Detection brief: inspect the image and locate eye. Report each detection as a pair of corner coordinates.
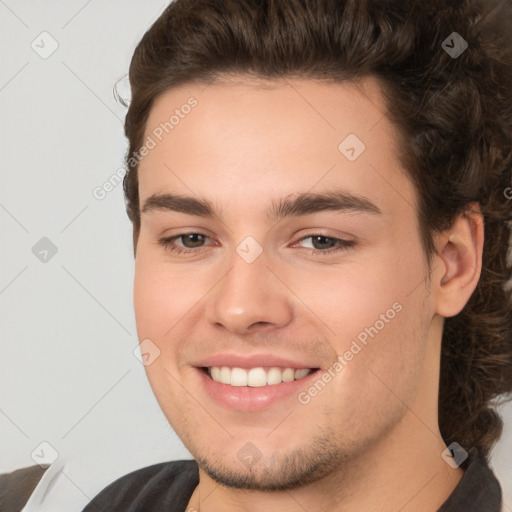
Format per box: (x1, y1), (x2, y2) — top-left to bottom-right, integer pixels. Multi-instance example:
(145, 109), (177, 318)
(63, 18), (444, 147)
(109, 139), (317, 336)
(158, 233), (354, 256)
(158, 233), (214, 254)
(293, 235), (354, 255)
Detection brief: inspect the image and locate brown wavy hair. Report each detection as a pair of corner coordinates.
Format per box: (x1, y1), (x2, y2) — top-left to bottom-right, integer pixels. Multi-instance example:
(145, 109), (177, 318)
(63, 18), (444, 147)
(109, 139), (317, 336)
(121, 0), (512, 461)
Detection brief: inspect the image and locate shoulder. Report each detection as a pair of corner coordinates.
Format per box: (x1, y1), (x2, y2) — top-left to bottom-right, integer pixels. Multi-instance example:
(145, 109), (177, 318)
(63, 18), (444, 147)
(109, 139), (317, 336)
(82, 459), (199, 512)
(438, 448), (502, 512)
(0, 465), (48, 511)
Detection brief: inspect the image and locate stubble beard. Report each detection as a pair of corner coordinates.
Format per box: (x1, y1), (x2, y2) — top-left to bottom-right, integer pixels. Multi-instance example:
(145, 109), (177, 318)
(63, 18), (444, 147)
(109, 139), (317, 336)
(192, 429), (366, 492)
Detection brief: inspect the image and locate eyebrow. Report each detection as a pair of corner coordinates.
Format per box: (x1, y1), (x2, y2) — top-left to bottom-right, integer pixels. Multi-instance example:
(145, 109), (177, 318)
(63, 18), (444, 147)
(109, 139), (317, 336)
(141, 188), (382, 221)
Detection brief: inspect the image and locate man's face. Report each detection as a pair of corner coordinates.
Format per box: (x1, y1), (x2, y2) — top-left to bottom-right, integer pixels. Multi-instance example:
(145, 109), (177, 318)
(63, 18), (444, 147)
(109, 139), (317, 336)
(133, 77), (436, 489)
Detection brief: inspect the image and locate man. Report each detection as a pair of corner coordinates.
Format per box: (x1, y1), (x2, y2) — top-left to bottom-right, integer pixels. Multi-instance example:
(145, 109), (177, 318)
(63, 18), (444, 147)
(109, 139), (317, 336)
(83, 0), (512, 510)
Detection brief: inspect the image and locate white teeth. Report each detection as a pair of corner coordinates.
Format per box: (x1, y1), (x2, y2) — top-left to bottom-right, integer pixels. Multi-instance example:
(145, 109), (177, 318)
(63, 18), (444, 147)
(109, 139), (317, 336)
(207, 366), (314, 387)
(220, 366), (231, 384)
(230, 367), (248, 386)
(211, 367), (221, 381)
(267, 367), (282, 385)
(294, 368), (310, 379)
(282, 368), (295, 382)
(247, 368), (267, 387)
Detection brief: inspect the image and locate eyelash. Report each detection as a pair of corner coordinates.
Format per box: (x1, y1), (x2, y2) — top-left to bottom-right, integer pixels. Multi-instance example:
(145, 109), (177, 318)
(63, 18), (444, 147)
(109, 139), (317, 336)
(157, 233), (355, 256)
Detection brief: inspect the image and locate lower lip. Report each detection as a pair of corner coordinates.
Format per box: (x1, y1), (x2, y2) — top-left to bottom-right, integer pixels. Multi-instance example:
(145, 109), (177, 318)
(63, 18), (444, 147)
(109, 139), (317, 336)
(196, 368), (321, 412)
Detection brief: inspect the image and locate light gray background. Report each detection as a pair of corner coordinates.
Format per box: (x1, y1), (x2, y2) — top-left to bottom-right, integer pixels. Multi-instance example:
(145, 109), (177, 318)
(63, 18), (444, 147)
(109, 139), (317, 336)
(0, 0), (510, 509)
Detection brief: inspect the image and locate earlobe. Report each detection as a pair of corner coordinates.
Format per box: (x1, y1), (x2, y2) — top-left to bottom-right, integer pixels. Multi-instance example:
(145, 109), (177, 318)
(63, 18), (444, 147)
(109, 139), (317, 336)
(434, 205), (484, 318)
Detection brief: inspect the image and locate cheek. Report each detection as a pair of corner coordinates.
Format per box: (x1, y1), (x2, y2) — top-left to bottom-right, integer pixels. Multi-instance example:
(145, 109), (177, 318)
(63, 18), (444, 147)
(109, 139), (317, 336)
(294, 297), (428, 446)
(133, 264), (168, 339)
(288, 261), (413, 345)
(321, 240), (425, 338)
(291, 242), (428, 391)
(133, 256), (201, 422)
(320, 282), (428, 419)
(133, 254), (201, 339)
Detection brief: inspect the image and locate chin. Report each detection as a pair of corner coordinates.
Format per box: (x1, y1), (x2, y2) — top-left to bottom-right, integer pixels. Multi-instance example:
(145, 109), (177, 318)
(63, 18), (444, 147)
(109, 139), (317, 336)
(191, 431), (353, 491)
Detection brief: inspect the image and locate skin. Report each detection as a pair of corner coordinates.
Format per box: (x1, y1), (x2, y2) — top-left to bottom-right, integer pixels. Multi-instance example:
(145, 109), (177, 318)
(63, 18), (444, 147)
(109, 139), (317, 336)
(133, 76), (483, 512)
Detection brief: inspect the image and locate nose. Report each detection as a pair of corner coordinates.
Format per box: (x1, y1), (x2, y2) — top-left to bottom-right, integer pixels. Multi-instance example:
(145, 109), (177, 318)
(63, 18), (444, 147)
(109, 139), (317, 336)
(204, 249), (294, 335)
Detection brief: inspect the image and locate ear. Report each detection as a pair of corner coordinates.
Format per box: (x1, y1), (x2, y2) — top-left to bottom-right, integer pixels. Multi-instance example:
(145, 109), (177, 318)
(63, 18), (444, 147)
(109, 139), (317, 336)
(433, 203), (484, 318)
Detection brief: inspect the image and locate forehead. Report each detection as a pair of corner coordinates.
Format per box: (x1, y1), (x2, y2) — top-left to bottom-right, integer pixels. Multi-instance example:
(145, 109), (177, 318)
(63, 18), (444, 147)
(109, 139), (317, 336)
(138, 76), (417, 221)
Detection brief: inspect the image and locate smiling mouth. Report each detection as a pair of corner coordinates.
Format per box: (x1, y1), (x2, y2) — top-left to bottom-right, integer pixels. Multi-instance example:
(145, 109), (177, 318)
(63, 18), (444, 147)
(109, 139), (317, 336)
(203, 366), (320, 387)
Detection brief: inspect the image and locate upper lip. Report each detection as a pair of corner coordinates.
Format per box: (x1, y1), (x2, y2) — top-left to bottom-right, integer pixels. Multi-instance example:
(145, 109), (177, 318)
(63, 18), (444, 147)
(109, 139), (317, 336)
(194, 353), (322, 370)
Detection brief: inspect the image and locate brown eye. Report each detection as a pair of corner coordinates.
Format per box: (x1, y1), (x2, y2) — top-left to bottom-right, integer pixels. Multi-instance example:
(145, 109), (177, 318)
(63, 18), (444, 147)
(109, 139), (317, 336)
(158, 233), (213, 254)
(293, 235), (355, 255)
(310, 235), (338, 250)
(180, 233), (207, 248)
